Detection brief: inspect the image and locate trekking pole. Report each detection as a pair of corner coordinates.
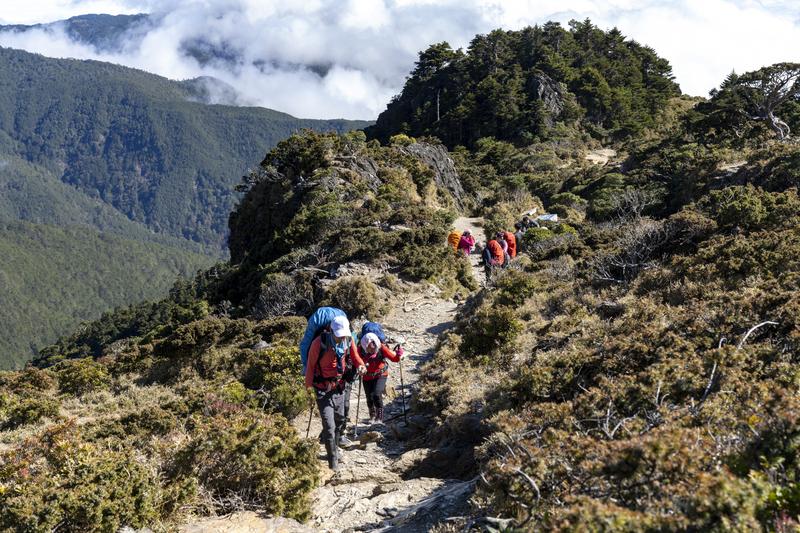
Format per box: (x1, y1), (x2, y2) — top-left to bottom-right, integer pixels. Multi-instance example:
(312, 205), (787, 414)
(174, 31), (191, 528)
(354, 376), (362, 439)
(305, 396), (314, 439)
(396, 343), (408, 425)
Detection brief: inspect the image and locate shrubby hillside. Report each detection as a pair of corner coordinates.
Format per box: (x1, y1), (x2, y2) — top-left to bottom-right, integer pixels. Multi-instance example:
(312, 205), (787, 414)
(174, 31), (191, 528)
(413, 61), (800, 529)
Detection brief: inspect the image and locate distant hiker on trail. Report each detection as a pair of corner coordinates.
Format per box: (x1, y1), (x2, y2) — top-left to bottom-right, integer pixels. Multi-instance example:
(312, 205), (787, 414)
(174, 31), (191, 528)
(514, 222), (525, 251)
(447, 229), (462, 251)
(503, 230), (517, 259)
(305, 316), (366, 471)
(358, 332), (404, 424)
(457, 229), (475, 255)
(496, 232), (511, 266)
(483, 238), (505, 276)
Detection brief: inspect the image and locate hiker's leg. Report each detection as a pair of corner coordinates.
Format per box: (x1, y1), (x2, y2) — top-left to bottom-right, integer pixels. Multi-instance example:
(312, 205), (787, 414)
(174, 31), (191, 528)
(363, 379), (377, 420)
(316, 390), (338, 469)
(373, 376), (387, 421)
(332, 388), (346, 450)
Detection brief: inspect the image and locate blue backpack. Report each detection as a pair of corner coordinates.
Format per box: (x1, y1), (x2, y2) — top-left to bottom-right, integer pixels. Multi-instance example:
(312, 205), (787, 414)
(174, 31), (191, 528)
(299, 307), (346, 373)
(360, 322), (387, 344)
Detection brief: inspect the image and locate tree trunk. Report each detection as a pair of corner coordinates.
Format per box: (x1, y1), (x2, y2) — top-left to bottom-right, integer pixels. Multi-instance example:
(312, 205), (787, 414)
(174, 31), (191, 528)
(767, 111), (791, 139)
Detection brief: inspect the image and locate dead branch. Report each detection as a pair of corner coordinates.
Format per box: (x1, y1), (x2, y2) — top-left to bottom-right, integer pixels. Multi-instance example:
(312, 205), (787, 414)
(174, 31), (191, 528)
(737, 321), (778, 349)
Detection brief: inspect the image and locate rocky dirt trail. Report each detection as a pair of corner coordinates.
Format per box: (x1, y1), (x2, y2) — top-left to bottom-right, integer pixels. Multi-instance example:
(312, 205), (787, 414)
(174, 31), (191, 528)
(453, 216), (487, 287)
(305, 216), (486, 532)
(183, 217), (484, 533)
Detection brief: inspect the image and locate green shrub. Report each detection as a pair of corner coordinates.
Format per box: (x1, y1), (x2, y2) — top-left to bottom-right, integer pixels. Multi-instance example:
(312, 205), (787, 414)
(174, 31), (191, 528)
(461, 306), (523, 359)
(494, 269), (539, 306)
(704, 185), (800, 231)
(170, 412), (318, 520)
(389, 133), (416, 146)
(1, 395), (59, 429)
(54, 359), (111, 395)
(241, 341), (306, 418)
(322, 276), (384, 319)
(0, 423), (163, 532)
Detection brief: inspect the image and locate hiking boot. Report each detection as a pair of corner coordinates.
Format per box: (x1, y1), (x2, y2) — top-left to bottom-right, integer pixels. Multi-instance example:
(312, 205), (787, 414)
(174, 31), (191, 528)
(374, 407), (385, 425)
(339, 435), (354, 447)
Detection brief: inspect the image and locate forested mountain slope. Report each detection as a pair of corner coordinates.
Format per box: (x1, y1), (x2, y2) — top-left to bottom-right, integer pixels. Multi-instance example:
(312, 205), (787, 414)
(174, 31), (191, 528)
(0, 47), (369, 249)
(0, 47), (367, 367)
(366, 20), (679, 147)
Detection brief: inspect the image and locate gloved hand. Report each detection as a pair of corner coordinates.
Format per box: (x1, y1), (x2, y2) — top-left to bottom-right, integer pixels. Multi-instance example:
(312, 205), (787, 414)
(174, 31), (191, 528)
(357, 365), (367, 376)
(396, 346), (405, 359)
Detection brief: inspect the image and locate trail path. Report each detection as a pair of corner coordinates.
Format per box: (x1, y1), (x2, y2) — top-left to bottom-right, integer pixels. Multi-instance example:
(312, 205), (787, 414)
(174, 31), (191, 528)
(302, 216), (485, 532)
(184, 217), (485, 533)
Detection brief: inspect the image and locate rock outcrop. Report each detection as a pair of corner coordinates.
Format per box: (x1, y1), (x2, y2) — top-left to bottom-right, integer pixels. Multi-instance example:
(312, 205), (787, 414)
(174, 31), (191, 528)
(401, 143), (468, 210)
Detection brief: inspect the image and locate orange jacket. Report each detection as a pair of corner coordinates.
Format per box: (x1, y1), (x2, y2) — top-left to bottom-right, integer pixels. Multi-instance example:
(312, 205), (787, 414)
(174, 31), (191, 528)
(503, 231), (517, 258)
(358, 344), (401, 380)
(305, 336), (364, 389)
(487, 240), (504, 263)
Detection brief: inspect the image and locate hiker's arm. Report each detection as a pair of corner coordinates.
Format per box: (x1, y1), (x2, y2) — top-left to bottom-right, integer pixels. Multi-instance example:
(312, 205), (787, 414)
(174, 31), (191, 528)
(349, 338), (365, 368)
(305, 338), (321, 389)
(381, 344), (401, 362)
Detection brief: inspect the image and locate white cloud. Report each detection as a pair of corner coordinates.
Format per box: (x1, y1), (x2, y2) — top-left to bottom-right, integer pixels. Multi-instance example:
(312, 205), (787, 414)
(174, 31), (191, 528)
(1, 0), (799, 119)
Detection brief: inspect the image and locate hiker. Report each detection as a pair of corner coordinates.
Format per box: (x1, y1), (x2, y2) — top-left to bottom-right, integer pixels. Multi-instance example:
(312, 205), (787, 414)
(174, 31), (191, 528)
(496, 233), (511, 266)
(358, 332), (404, 424)
(503, 229), (517, 259)
(447, 228), (462, 251)
(305, 316), (366, 471)
(457, 229), (475, 255)
(514, 222), (525, 250)
(483, 238), (505, 276)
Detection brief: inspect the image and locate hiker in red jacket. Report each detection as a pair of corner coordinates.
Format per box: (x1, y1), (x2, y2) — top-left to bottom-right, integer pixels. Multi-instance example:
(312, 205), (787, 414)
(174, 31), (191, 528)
(503, 230), (517, 258)
(483, 238), (505, 277)
(358, 332), (403, 424)
(305, 316), (365, 470)
(457, 230), (476, 255)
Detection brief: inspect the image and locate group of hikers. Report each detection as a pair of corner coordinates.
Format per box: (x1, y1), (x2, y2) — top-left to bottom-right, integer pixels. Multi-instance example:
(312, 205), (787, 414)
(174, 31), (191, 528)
(300, 308), (404, 471)
(448, 213), (543, 277)
(301, 213), (547, 472)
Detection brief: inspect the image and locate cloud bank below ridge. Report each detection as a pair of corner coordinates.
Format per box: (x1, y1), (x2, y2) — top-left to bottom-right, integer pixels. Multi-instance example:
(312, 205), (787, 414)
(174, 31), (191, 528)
(1, 0), (799, 120)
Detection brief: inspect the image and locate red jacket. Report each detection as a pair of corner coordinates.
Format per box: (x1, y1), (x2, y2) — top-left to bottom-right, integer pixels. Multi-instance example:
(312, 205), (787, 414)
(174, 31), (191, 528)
(358, 344), (401, 380)
(305, 336), (364, 389)
(487, 240), (504, 264)
(503, 231), (517, 258)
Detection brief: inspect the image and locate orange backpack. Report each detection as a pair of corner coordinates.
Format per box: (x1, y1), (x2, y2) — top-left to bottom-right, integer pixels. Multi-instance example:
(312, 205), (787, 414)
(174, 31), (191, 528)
(447, 230), (462, 251)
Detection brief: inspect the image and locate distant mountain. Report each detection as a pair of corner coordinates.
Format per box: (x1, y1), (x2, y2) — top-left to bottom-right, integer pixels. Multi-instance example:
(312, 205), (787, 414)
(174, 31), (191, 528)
(0, 13), (151, 52)
(0, 46), (370, 250)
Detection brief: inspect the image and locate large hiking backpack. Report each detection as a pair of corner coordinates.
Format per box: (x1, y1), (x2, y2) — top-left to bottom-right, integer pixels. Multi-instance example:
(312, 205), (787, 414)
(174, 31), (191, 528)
(360, 322), (387, 344)
(447, 230), (462, 251)
(299, 307), (346, 373)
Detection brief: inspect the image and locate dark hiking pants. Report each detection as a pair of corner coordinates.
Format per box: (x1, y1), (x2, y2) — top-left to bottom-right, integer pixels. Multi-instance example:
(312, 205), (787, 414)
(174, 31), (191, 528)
(364, 376), (387, 412)
(316, 387), (346, 468)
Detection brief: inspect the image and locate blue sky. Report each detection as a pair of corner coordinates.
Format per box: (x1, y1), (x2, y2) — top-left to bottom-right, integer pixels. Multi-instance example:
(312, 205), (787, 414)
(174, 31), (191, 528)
(2, 0), (799, 119)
